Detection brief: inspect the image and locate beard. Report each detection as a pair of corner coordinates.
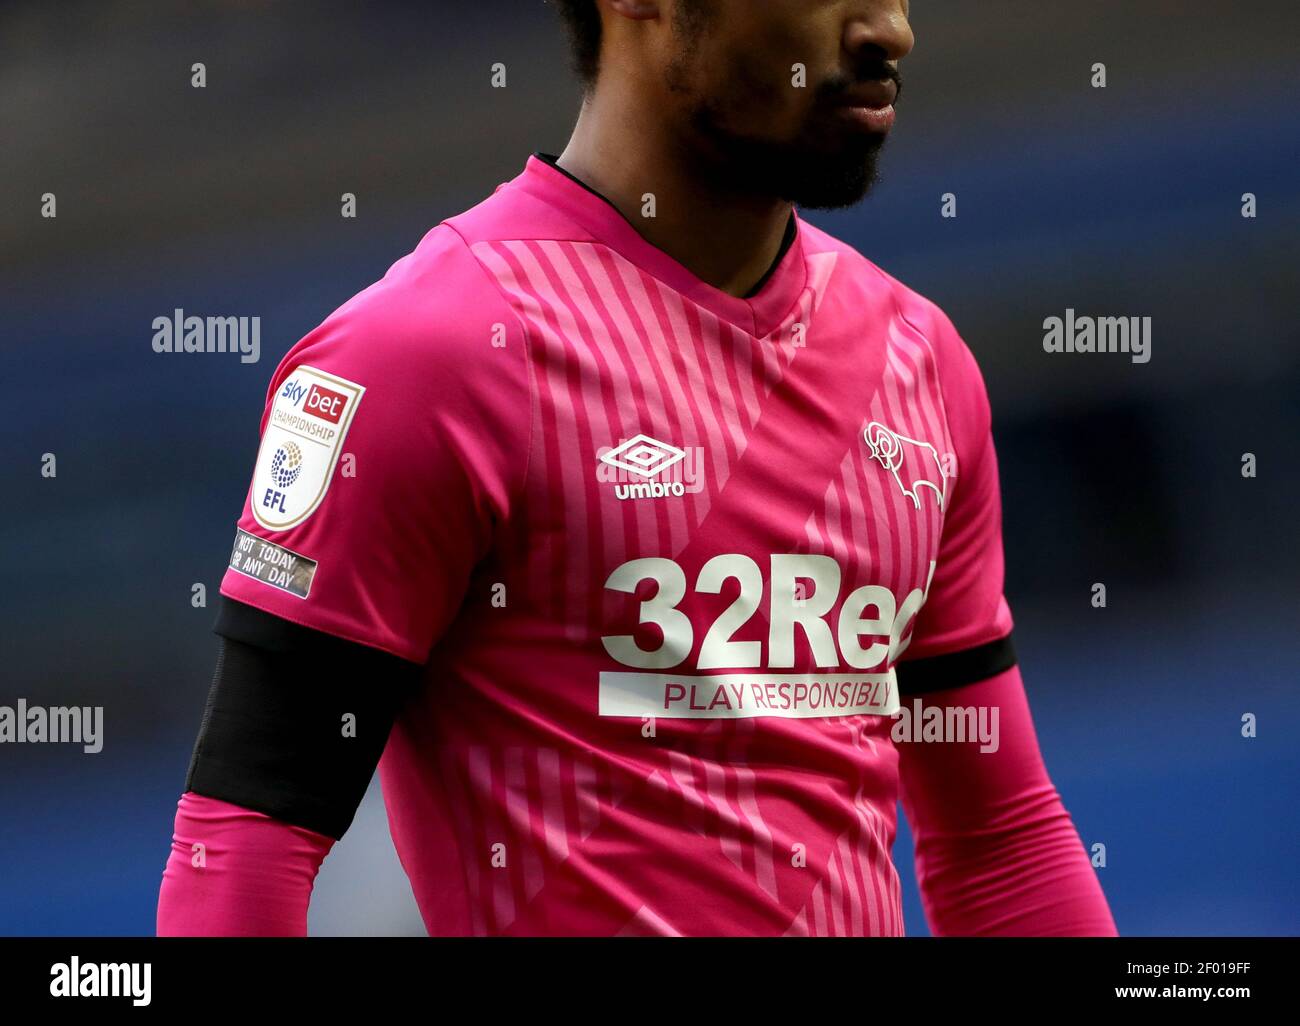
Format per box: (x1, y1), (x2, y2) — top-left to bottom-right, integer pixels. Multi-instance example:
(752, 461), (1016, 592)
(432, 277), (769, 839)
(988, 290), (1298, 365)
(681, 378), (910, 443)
(681, 101), (887, 210)
(664, 6), (896, 211)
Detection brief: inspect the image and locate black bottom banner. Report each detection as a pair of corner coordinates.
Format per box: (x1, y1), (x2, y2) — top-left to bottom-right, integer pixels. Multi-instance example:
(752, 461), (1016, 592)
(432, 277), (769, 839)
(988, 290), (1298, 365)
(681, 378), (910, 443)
(0, 936), (1287, 1015)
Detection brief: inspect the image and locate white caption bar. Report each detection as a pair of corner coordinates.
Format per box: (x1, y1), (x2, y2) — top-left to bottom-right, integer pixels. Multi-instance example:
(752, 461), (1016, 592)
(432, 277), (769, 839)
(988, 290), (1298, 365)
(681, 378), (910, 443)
(599, 670), (898, 719)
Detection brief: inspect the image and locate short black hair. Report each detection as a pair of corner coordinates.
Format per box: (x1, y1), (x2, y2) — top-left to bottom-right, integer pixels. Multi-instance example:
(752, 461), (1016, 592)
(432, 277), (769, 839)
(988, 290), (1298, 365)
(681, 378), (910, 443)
(552, 0), (602, 86)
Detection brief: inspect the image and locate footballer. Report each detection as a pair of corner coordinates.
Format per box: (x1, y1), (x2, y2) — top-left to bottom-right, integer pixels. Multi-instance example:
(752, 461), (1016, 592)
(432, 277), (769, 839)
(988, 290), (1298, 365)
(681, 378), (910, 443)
(157, 0), (1117, 936)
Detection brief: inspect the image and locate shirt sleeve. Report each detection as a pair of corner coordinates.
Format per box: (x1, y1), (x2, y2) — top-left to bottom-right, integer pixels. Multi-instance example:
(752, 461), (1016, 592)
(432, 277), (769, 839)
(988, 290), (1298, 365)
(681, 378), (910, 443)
(896, 301), (1016, 693)
(218, 225), (531, 664)
(897, 665), (1118, 936)
(156, 791), (334, 937)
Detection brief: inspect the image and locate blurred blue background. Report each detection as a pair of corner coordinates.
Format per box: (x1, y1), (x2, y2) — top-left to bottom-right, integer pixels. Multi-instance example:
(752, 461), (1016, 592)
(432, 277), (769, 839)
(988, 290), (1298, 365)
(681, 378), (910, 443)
(1, 0), (1297, 935)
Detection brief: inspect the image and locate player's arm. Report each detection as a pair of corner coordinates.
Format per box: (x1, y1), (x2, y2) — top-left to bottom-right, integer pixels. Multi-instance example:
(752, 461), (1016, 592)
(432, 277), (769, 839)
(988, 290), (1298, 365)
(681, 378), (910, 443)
(156, 227), (530, 935)
(893, 303), (1116, 937)
(895, 663), (1117, 936)
(157, 602), (422, 937)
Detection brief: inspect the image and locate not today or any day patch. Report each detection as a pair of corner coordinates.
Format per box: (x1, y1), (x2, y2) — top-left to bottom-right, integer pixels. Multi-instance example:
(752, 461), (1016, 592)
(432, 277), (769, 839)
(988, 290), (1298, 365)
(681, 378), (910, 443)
(227, 528), (318, 599)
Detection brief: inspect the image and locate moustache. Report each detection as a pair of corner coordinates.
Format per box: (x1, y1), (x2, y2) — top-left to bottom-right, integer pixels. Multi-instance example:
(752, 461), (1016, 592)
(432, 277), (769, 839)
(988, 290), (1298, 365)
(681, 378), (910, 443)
(817, 64), (903, 105)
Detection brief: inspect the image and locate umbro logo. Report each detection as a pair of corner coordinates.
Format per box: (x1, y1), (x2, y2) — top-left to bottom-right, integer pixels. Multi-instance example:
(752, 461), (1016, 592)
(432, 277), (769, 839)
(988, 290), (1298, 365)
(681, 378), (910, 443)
(601, 434), (686, 478)
(598, 433), (693, 500)
(863, 421), (948, 511)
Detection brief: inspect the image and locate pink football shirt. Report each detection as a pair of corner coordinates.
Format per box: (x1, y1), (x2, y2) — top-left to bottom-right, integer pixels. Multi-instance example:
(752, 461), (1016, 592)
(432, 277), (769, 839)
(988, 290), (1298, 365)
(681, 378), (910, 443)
(219, 155), (1014, 935)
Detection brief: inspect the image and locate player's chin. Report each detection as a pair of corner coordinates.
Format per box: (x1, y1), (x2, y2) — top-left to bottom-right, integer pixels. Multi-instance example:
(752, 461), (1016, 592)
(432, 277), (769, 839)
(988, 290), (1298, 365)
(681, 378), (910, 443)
(780, 142), (884, 210)
(818, 122), (889, 160)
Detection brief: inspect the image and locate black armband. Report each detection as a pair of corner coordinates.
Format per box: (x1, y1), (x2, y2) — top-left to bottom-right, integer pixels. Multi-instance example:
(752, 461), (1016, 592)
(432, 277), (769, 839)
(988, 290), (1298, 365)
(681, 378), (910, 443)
(183, 596), (425, 840)
(894, 634), (1018, 696)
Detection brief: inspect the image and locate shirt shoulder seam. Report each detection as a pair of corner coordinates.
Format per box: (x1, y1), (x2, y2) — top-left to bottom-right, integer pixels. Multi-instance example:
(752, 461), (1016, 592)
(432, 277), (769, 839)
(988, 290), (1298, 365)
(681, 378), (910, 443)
(438, 220), (537, 526)
(876, 270), (965, 505)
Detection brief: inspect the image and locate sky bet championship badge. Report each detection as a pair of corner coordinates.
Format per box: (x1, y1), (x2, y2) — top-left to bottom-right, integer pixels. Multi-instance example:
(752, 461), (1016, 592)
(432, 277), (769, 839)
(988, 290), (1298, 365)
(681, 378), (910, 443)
(250, 365), (364, 531)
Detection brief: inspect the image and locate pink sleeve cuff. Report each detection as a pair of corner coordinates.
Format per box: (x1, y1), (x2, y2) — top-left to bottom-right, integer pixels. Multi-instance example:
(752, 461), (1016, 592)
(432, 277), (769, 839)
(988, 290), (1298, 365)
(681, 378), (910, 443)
(156, 791), (335, 937)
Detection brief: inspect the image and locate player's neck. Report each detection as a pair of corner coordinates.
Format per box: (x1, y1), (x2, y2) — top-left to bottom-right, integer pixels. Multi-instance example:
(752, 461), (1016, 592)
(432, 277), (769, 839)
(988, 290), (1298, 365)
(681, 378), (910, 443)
(557, 94), (795, 300)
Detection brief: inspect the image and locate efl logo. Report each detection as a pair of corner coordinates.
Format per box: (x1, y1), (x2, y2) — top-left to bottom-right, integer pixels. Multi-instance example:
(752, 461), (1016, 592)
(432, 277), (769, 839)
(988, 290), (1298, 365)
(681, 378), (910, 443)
(253, 365), (365, 531)
(303, 383), (348, 423)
